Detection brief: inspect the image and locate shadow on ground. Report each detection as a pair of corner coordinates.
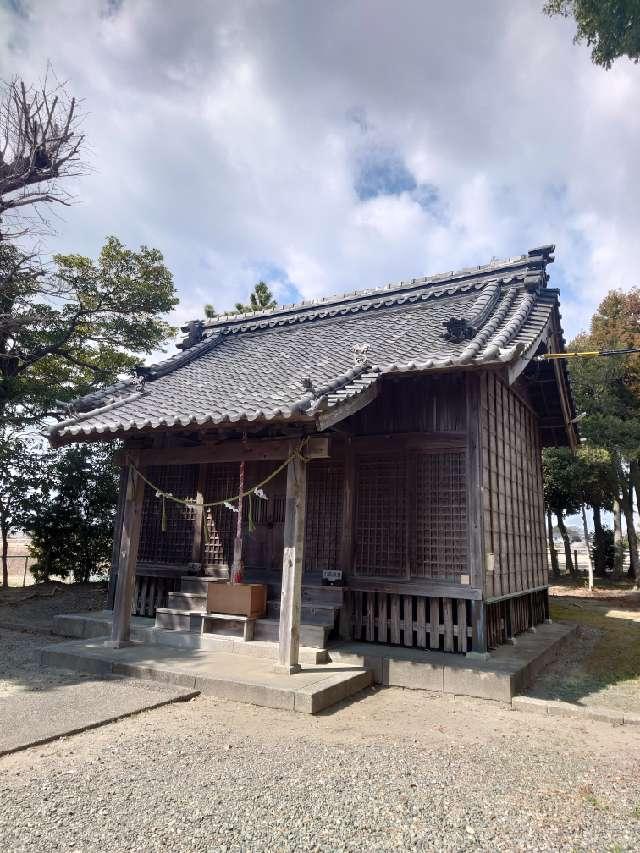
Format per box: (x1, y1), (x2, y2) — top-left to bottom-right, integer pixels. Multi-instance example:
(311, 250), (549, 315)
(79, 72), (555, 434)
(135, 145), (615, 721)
(526, 592), (640, 712)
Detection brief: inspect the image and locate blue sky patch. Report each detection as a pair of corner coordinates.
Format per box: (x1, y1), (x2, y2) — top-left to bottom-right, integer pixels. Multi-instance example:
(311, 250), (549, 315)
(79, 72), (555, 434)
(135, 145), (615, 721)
(354, 146), (417, 201)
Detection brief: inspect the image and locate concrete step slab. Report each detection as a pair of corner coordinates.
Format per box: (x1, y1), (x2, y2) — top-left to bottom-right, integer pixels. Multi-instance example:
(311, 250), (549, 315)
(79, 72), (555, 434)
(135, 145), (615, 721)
(41, 640), (372, 714)
(254, 618), (328, 648)
(51, 612), (328, 664)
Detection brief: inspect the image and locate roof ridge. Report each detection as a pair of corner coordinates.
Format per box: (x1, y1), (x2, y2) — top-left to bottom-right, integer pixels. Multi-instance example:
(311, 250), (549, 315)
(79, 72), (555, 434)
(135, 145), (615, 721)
(189, 245), (554, 333)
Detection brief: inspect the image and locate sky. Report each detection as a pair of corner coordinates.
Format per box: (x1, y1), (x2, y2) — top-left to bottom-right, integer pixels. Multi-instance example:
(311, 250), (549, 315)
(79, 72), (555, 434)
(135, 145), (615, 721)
(2, 0), (640, 347)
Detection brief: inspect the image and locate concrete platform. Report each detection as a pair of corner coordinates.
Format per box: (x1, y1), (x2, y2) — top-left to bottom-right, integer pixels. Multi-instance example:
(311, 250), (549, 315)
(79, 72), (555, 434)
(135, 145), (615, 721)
(52, 611), (328, 664)
(329, 621), (577, 702)
(41, 640), (373, 714)
(0, 676), (197, 757)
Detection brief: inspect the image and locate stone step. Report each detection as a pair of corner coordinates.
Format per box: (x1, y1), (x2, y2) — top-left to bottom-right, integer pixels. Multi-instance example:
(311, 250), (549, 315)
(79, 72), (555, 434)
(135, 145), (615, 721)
(167, 592), (207, 611)
(180, 577), (227, 595)
(266, 600), (336, 627)
(253, 618), (329, 649)
(155, 608), (197, 631)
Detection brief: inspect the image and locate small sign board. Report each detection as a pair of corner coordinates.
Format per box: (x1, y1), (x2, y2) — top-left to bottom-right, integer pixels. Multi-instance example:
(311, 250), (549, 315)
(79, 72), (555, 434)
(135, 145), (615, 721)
(322, 569), (343, 585)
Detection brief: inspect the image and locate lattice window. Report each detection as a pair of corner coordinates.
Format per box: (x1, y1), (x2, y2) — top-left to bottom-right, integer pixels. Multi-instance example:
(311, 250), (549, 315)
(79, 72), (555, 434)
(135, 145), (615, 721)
(355, 454), (407, 577)
(202, 462), (239, 567)
(138, 465), (198, 564)
(305, 460), (344, 572)
(414, 452), (467, 581)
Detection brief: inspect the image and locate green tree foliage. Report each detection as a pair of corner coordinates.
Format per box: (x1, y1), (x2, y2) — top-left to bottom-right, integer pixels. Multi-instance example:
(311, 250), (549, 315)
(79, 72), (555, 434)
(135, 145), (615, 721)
(0, 237), (177, 585)
(29, 444), (118, 584)
(0, 431), (42, 587)
(1, 237), (177, 422)
(568, 289), (640, 578)
(234, 281), (277, 314)
(544, 0), (640, 68)
(543, 447), (583, 575)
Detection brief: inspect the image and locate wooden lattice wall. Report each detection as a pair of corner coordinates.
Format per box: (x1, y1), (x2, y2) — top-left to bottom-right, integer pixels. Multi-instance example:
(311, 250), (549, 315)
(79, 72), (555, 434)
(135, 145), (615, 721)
(479, 372), (548, 598)
(353, 448), (467, 582)
(304, 459), (344, 572)
(137, 464), (198, 564)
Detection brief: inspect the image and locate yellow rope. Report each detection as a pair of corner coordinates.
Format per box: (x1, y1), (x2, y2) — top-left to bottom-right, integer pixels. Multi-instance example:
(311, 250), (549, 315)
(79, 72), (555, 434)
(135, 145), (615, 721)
(127, 437), (309, 511)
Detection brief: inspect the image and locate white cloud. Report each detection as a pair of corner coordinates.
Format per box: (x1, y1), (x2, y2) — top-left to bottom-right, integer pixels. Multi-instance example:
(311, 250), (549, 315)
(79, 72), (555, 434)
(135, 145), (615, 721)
(1, 0), (639, 346)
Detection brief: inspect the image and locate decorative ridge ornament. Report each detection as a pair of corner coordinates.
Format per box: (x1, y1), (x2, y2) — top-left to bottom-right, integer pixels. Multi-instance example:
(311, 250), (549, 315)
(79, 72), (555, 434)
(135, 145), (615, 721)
(442, 280), (502, 343)
(352, 342), (369, 365)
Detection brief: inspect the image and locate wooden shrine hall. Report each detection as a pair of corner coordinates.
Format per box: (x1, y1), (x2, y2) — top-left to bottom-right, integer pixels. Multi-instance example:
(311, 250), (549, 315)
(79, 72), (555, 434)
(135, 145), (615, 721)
(49, 244), (576, 669)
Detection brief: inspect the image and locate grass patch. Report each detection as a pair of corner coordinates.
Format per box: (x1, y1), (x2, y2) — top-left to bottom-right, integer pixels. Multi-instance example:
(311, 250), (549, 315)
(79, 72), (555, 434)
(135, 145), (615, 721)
(531, 597), (640, 707)
(550, 599), (640, 683)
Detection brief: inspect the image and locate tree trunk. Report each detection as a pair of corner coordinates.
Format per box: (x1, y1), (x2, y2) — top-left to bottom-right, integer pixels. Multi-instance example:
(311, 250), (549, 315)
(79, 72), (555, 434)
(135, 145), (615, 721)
(630, 460), (640, 520)
(556, 512), (575, 576)
(581, 505), (594, 590)
(613, 498), (624, 579)
(620, 480), (639, 581)
(591, 504), (607, 577)
(1, 518), (8, 588)
(547, 510), (560, 577)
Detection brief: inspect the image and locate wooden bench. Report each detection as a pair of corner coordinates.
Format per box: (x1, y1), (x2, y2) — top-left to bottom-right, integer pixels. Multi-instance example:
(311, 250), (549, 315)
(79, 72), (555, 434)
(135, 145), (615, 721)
(201, 612), (256, 641)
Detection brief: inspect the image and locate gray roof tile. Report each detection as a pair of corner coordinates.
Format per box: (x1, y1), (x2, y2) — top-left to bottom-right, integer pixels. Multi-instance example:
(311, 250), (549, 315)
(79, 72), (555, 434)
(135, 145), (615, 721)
(50, 246), (563, 443)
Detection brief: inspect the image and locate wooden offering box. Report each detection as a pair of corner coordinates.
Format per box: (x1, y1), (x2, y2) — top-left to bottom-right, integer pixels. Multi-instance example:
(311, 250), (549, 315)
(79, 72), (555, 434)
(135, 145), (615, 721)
(207, 582), (267, 619)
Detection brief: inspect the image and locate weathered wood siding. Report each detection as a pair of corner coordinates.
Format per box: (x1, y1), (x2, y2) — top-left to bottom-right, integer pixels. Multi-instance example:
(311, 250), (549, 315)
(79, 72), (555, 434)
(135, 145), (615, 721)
(479, 372), (548, 598)
(344, 374), (469, 584)
(347, 373), (467, 435)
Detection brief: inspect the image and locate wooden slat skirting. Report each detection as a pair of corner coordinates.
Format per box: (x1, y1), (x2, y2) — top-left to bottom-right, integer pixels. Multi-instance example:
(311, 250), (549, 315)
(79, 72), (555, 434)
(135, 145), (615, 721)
(486, 588), (548, 649)
(341, 590), (472, 653)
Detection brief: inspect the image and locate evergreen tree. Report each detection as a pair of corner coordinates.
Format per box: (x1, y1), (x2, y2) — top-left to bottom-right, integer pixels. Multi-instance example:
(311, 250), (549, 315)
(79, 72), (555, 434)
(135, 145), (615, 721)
(29, 444), (118, 584)
(234, 281), (277, 313)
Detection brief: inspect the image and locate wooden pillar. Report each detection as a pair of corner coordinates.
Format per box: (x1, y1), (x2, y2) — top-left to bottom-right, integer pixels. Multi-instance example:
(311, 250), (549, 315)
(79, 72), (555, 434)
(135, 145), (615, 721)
(231, 460), (246, 583)
(471, 600), (487, 654)
(191, 464), (205, 568)
(276, 450), (307, 673)
(107, 466), (128, 609)
(108, 459), (145, 647)
(467, 373), (488, 655)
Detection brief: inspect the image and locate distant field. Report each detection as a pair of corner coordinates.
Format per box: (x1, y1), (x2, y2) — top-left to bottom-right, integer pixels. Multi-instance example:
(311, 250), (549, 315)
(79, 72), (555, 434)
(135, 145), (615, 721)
(5, 538), (37, 587)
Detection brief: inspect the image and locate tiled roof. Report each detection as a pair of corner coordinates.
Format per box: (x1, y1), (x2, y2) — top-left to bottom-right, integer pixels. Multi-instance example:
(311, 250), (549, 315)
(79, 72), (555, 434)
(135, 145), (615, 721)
(50, 245), (565, 444)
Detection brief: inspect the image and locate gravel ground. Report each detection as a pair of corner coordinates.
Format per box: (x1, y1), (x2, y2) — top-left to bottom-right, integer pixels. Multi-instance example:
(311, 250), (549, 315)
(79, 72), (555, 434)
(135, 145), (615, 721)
(1, 583), (639, 850)
(1, 686), (639, 852)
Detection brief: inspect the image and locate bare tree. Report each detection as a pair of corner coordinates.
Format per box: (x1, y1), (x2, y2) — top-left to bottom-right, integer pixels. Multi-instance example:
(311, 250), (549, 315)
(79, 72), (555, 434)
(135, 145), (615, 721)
(0, 71), (85, 240)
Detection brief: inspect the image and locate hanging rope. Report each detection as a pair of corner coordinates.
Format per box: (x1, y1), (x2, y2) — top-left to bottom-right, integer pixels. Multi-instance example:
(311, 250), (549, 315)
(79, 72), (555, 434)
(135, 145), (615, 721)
(127, 437), (309, 521)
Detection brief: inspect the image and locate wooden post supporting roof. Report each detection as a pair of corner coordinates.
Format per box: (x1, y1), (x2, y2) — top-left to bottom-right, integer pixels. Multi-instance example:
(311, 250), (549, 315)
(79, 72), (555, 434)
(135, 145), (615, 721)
(275, 449), (307, 673)
(107, 460), (145, 647)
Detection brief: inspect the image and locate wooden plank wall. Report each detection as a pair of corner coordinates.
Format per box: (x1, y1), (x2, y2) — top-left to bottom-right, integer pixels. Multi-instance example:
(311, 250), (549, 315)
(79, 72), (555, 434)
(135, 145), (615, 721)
(479, 372), (548, 598)
(346, 373), (467, 435)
